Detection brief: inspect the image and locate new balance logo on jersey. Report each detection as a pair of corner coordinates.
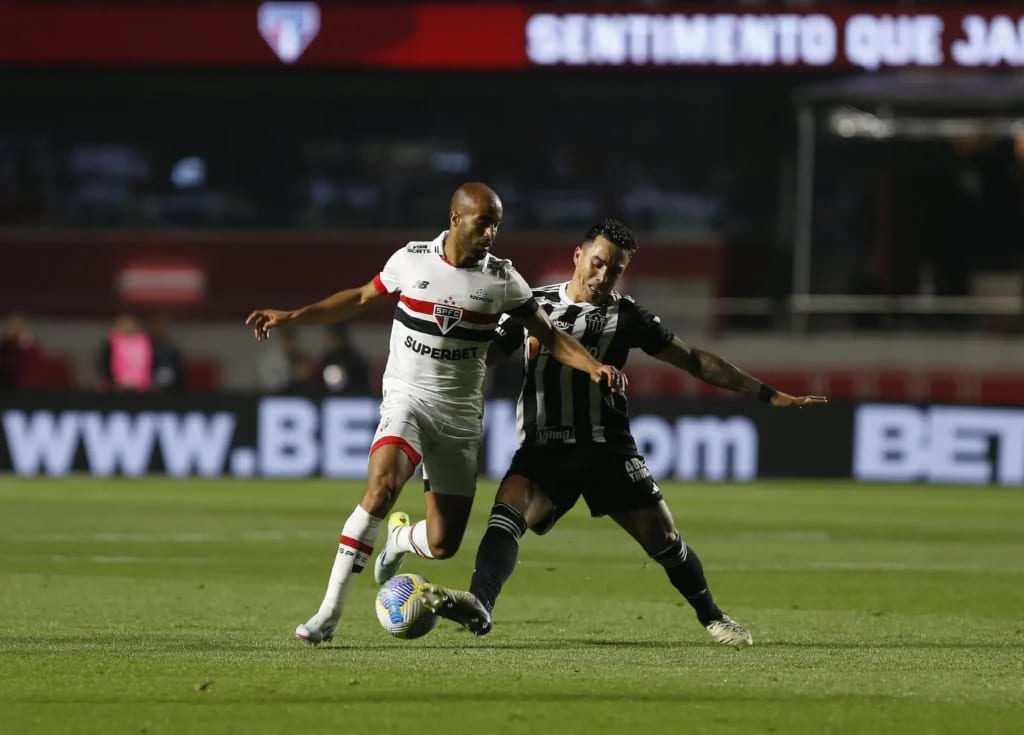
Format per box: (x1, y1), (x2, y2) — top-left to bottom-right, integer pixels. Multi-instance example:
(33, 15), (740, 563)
(433, 304), (463, 334)
(469, 289), (493, 303)
(413, 281), (429, 289)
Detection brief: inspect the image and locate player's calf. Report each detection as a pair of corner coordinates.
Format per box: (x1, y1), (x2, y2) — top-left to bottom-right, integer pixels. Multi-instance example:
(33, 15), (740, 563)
(651, 533), (726, 627)
(468, 502), (528, 616)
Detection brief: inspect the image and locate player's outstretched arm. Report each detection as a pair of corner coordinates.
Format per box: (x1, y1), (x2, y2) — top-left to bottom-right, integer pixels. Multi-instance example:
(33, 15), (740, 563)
(245, 279), (386, 341)
(653, 336), (827, 408)
(523, 309), (624, 391)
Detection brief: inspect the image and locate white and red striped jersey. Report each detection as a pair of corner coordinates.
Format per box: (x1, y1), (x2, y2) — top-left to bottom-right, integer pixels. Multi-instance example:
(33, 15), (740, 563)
(371, 231), (538, 413)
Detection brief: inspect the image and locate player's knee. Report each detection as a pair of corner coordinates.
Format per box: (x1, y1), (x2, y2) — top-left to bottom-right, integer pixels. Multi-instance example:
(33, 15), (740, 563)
(494, 474), (538, 510)
(426, 527), (465, 559)
(362, 474), (402, 513)
(494, 483), (528, 508)
(428, 539), (461, 559)
(649, 532), (687, 568)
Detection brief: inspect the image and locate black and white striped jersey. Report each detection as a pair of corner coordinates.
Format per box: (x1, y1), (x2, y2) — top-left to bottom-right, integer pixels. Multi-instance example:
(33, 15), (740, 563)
(493, 281), (674, 452)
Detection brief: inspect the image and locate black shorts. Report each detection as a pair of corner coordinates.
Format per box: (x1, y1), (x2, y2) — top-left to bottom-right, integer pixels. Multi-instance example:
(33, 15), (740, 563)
(503, 445), (663, 535)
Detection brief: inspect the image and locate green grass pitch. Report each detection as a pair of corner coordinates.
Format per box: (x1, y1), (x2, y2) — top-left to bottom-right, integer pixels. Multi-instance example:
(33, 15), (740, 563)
(0, 478), (1021, 734)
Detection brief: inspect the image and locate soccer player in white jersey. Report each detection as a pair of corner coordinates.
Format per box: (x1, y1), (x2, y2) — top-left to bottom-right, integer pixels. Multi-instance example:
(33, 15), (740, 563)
(246, 183), (623, 644)
(434, 218), (826, 645)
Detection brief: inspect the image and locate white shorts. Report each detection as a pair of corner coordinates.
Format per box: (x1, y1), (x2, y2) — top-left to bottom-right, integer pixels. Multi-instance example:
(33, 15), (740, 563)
(369, 392), (481, 498)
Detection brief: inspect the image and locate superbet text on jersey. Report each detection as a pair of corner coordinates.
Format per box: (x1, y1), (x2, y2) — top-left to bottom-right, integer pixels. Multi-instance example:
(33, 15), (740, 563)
(372, 231), (538, 412)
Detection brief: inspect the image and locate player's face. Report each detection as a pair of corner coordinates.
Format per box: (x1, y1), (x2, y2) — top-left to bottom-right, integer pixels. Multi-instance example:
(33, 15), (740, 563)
(451, 199), (502, 262)
(572, 236), (631, 304)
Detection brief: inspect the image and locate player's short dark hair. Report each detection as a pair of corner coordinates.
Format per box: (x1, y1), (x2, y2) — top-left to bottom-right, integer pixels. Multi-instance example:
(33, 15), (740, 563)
(583, 218), (638, 253)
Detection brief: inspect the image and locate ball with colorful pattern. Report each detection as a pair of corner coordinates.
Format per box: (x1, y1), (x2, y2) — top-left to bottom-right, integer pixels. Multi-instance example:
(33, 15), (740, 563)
(375, 573), (441, 639)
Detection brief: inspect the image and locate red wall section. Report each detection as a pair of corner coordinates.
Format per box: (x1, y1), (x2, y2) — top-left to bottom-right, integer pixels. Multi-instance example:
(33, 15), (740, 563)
(0, 230), (723, 319)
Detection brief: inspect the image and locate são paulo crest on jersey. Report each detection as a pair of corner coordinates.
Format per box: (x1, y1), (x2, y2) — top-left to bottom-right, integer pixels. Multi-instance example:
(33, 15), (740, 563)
(433, 298), (464, 334)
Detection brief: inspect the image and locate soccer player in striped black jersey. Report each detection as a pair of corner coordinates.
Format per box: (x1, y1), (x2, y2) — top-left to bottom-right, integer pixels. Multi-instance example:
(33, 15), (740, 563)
(441, 218), (826, 645)
(245, 184), (624, 644)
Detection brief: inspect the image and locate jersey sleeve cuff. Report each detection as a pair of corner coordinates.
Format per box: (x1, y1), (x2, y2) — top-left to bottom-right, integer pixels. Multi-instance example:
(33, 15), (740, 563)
(505, 297), (539, 319)
(372, 274), (391, 295)
(646, 331), (675, 357)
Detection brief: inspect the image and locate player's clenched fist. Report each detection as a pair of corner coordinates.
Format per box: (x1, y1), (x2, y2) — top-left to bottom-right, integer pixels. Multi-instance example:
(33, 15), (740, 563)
(591, 365), (627, 393)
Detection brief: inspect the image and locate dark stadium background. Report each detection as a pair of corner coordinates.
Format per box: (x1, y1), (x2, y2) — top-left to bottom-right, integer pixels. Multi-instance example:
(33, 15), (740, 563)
(3, 1), (1024, 482)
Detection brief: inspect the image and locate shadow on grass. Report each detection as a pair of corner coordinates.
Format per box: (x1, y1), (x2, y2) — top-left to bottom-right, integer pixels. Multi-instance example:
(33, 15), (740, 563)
(3, 635), (1019, 655)
(313, 638), (1022, 652)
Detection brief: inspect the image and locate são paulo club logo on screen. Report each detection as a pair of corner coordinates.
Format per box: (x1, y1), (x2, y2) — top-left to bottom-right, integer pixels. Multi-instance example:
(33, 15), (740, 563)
(258, 2), (320, 64)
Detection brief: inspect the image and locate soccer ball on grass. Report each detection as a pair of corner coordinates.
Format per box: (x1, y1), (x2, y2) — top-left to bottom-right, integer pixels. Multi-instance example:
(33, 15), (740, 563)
(375, 573), (440, 639)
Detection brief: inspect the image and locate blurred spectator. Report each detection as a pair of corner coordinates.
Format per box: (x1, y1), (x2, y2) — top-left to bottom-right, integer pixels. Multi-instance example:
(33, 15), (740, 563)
(149, 315), (185, 392)
(320, 324), (371, 396)
(0, 314), (45, 389)
(96, 314), (153, 392)
(257, 327), (316, 392)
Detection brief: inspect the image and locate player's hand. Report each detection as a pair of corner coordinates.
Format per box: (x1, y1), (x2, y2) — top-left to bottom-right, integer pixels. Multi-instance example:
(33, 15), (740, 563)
(770, 392), (828, 408)
(245, 309), (293, 341)
(591, 365), (627, 394)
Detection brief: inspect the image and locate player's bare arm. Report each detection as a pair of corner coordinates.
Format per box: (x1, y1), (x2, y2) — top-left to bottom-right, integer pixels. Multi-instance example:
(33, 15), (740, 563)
(245, 279), (386, 341)
(654, 336), (826, 408)
(522, 309), (623, 391)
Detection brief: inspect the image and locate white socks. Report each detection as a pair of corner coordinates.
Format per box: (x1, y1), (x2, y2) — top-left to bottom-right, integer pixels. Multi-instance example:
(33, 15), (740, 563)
(392, 520), (435, 559)
(316, 504), (382, 618)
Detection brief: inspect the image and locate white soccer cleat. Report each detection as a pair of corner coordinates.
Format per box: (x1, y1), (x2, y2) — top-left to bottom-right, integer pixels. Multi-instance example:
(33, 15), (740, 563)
(373, 511), (411, 584)
(706, 614), (753, 647)
(295, 614), (338, 645)
(420, 583), (492, 636)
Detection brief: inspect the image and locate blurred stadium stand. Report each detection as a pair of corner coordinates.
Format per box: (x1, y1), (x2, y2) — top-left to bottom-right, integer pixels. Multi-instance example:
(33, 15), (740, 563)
(1, 1), (1022, 401)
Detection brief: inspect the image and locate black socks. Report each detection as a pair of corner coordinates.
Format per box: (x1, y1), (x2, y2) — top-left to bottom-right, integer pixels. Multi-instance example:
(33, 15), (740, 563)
(469, 503), (528, 612)
(651, 534), (723, 627)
